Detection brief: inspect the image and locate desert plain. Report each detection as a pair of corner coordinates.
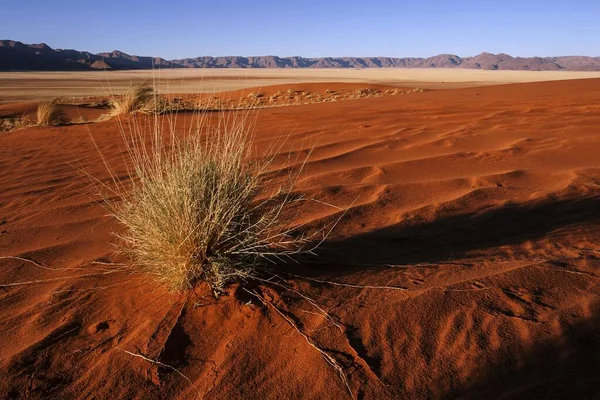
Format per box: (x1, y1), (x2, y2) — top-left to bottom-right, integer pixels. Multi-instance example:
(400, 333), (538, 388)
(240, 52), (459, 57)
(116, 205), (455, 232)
(1, 69), (600, 399)
(3, 68), (600, 101)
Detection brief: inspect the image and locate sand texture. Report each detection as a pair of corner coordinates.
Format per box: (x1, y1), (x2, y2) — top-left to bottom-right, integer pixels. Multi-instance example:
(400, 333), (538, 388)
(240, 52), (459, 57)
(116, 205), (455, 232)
(1, 78), (600, 399)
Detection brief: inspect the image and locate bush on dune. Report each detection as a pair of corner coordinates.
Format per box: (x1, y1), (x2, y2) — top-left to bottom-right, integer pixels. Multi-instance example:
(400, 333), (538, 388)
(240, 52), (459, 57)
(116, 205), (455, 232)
(1, 115), (34, 131)
(87, 85), (350, 394)
(109, 85), (163, 116)
(106, 111), (312, 295)
(36, 100), (65, 126)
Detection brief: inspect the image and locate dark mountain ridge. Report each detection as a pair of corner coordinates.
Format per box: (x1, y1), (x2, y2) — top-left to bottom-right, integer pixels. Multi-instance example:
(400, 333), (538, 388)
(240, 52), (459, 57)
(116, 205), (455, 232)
(2, 40), (600, 71)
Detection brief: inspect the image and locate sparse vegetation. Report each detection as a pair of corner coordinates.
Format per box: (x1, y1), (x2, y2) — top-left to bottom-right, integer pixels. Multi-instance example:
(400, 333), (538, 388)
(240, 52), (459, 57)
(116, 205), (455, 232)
(107, 111), (314, 295)
(109, 85), (161, 115)
(0, 116), (33, 131)
(52, 85), (410, 118)
(36, 101), (65, 126)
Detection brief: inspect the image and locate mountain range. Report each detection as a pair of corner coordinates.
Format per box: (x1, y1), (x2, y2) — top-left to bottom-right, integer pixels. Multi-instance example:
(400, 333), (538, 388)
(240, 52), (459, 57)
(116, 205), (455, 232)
(2, 40), (600, 71)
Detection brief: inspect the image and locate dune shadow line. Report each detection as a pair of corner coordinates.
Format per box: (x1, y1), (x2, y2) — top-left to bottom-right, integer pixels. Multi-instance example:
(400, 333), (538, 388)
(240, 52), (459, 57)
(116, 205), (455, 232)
(293, 194), (600, 274)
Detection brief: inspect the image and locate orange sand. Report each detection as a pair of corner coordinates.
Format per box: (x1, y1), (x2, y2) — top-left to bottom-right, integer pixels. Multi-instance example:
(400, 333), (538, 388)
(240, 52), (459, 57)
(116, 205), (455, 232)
(1, 79), (599, 399)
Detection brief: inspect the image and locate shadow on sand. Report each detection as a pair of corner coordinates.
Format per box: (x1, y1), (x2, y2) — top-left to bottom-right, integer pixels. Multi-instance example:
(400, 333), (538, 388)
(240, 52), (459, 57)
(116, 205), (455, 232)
(290, 194), (600, 274)
(454, 302), (600, 399)
(291, 193), (600, 399)
(277, 194), (600, 398)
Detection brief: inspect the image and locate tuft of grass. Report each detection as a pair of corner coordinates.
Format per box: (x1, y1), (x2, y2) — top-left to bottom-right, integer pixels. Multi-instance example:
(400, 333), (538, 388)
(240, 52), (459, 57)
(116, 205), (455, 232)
(99, 109), (320, 295)
(109, 85), (161, 116)
(37, 101), (65, 126)
(1, 116), (34, 131)
(15, 116), (33, 129)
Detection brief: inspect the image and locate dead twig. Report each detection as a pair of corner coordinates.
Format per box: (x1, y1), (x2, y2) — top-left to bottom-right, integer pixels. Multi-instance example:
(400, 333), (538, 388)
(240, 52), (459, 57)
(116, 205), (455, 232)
(115, 346), (197, 389)
(281, 272), (408, 291)
(253, 275), (343, 332)
(0, 269), (124, 288)
(244, 288), (354, 399)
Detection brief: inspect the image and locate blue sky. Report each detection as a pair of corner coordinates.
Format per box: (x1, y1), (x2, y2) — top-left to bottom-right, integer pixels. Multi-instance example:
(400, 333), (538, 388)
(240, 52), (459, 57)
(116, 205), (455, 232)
(1, 0), (598, 59)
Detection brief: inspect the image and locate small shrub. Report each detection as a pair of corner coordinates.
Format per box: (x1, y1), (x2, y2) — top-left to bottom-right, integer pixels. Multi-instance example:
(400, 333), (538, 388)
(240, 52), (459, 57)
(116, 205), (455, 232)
(109, 85), (161, 116)
(107, 111), (314, 295)
(15, 116), (34, 129)
(0, 116), (33, 131)
(37, 101), (65, 126)
(0, 118), (15, 131)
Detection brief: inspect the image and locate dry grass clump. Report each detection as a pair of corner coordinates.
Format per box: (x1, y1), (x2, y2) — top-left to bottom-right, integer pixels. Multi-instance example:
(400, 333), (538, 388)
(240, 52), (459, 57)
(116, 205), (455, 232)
(0, 116), (34, 131)
(37, 101), (65, 126)
(0, 118), (13, 132)
(109, 85), (162, 116)
(105, 111), (314, 295)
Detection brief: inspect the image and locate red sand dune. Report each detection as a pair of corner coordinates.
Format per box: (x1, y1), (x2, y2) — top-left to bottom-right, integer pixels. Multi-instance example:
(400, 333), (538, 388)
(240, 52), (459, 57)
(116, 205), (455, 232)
(1, 79), (600, 399)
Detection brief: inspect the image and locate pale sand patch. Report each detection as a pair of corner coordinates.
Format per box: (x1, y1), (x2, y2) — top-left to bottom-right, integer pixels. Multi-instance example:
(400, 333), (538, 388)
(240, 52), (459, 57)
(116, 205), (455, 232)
(2, 68), (600, 101)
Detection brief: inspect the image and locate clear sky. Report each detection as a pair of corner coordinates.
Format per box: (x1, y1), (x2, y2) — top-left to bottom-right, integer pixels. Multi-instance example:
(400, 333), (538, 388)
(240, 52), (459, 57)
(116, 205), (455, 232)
(1, 0), (598, 59)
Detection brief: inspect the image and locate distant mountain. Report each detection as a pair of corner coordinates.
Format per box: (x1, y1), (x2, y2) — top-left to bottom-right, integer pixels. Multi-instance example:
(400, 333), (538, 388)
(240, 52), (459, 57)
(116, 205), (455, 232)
(95, 50), (179, 69)
(172, 54), (471, 69)
(460, 52), (600, 71)
(2, 40), (600, 71)
(0, 40), (182, 71)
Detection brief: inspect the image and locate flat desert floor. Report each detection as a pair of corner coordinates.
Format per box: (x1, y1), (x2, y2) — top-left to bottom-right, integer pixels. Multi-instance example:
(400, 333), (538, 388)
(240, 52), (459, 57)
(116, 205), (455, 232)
(1, 76), (599, 399)
(2, 68), (600, 101)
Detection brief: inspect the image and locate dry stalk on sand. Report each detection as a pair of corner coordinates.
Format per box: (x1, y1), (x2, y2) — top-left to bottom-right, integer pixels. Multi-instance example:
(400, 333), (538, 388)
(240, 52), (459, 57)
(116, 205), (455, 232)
(115, 347), (197, 388)
(0, 256), (129, 288)
(244, 287), (354, 398)
(36, 100), (66, 126)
